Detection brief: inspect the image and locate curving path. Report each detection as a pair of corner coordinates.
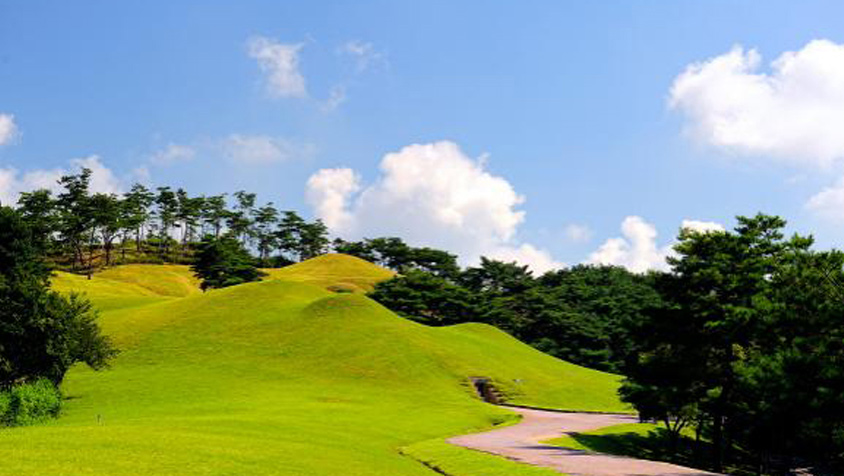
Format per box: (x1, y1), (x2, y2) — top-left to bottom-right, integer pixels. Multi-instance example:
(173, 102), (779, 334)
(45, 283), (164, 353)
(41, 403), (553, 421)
(448, 407), (720, 476)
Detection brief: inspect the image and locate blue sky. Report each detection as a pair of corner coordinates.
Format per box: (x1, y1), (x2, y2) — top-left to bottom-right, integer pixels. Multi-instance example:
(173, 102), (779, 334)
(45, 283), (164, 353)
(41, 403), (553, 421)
(2, 1), (844, 271)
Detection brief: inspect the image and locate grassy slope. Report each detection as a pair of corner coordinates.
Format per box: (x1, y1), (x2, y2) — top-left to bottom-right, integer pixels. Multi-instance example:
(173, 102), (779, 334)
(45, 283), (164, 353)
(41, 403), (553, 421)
(0, 255), (626, 476)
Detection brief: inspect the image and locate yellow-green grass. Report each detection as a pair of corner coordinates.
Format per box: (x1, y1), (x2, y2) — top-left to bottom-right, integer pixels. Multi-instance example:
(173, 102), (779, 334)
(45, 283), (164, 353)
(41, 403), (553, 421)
(95, 264), (201, 298)
(1, 255), (625, 475)
(51, 264), (201, 313)
(261, 253), (394, 292)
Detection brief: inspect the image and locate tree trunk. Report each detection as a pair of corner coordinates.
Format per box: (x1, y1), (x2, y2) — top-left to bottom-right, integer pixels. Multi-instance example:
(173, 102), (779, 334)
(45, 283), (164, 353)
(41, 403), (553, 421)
(713, 412), (724, 472)
(694, 418), (703, 464)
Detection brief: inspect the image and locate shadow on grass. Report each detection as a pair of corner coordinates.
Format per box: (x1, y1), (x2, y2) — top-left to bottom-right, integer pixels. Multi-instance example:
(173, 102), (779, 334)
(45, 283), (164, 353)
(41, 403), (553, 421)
(567, 427), (712, 472)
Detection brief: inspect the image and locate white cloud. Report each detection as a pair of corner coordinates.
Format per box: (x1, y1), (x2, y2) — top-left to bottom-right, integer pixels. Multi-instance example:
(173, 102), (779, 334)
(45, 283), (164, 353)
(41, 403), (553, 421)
(563, 223), (593, 243)
(0, 114), (19, 146)
(588, 216), (672, 273)
(0, 155), (123, 206)
(670, 39), (844, 166)
(247, 36), (306, 98)
(305, 168), (360, 232)
(681, 219), (725, 234)
(486, 244), (563, 275)
(587, 217), (727, 272)
(222, 134), (311, 165)
(150, 143), (196, 165)
(305, 140), (559, 273)
(806, 177), (844, 223)
(340, 40), (385, 72)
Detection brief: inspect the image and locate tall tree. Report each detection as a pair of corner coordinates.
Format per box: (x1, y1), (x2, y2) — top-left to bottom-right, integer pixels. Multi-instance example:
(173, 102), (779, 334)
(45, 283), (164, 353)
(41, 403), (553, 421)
(175, 189), (203, 253)
(253, 203), (279, 265)
(122, 183), (154, 253)
(89, 193), (122, 266)
(276, 211), (307, 262)
(201, 194), (228, 239)
(155, 187), (178, 258)
(227, 191), (256, 245)
(55, 169), (93, 271)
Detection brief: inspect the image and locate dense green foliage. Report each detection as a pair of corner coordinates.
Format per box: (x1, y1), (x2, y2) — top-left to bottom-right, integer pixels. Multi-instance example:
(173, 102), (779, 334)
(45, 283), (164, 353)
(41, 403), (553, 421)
(0, 206), (116, 388)
(0, 379), (62, 426)
(191, 237), (265, 290)
(621, 214), (844, 473)
(370, 256), (660, 372)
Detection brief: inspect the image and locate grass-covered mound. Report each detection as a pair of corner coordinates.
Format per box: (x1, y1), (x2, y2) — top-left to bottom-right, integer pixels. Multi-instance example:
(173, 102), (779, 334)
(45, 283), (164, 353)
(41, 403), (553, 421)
(261, 253), (395, 292)
(51, 264), (200, 312)
(0, 254), (626, 476)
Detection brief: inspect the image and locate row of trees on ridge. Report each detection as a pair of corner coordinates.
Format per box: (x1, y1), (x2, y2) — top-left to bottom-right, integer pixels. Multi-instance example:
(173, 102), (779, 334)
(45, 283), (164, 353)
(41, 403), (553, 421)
(11, 168), (331, 272)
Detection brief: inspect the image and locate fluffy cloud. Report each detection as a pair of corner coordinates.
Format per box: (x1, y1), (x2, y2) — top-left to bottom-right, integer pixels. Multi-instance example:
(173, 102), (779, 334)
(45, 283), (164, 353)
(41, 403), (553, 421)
(0, 155), (123, 206)
(588, 216), (672, 273)
(247, 36), (306, 98)
(150, 143), (196, 165)
(0, 114), (19, 146)
(588, 217), (726, 272)
(340, 40), (385, 72)
(222, 134), (311, 165)
(670, 39), (844, 166)
(305, 141), (560, 273)
(305, 168), (360, 232)
(486, 244), (563, 275)
(806, 178), (844, 223)
(681, 219), (725, 233)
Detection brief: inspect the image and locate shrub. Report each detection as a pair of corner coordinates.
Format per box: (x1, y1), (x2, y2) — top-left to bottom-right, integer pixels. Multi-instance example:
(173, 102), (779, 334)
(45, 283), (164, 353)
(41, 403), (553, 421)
(0, 391), (10, 424)
(2, 379), (62, 426)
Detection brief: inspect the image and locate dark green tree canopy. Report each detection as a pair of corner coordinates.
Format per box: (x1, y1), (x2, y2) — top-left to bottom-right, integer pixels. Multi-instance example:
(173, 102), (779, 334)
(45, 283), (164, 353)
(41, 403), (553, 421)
(191, 237), (266, 291)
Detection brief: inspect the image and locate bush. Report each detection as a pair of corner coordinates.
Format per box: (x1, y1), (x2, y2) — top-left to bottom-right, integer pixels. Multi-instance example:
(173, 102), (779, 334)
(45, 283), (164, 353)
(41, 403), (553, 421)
(0, 392), (10, 423)
(1, 379), (62, 426)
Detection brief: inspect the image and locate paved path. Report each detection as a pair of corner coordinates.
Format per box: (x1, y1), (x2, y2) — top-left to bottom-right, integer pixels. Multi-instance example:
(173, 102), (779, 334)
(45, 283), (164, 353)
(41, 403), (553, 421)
(448, 407), (720, 476)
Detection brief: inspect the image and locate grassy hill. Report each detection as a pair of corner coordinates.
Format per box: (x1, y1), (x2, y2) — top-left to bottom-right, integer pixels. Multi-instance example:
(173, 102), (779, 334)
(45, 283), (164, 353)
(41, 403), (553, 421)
(0, 254), (627, 476)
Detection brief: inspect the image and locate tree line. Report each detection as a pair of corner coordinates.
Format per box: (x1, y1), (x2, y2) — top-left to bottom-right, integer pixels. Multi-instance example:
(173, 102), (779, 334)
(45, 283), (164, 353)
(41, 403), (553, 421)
(10, 168), (332, 273)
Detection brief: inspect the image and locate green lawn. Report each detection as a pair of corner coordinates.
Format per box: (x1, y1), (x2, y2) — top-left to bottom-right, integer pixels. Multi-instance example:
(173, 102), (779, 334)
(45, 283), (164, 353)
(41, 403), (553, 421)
(1, 255), (626, 475)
